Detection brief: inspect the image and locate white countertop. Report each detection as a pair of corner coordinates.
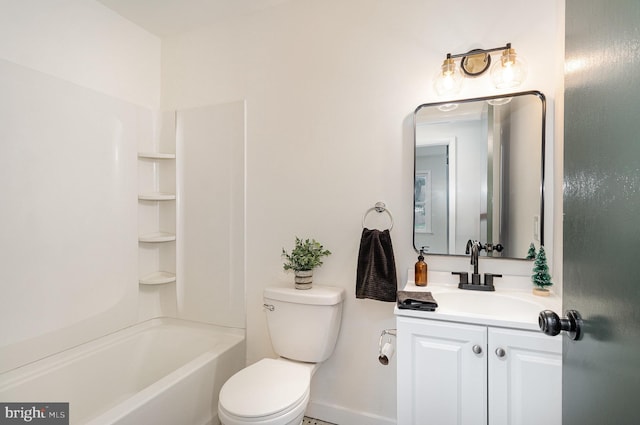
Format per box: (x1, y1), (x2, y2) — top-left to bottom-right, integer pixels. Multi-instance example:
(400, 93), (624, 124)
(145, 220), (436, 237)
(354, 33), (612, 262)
(395, 280), (562, 331)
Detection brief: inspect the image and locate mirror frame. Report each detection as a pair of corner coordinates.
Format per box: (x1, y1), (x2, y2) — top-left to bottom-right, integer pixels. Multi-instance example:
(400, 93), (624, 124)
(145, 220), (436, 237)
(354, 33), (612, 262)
(413, 90), (546, 259)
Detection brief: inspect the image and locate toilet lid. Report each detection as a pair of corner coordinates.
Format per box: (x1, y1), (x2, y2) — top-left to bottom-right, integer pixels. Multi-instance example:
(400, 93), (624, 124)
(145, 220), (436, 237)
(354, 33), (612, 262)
(219, 358), (311, 418)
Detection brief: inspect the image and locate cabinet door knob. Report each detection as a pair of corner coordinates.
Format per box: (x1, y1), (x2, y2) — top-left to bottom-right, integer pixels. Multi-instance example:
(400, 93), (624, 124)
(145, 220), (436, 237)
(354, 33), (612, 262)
(495, 347), (506, 358)
(472, 344), (483, 354)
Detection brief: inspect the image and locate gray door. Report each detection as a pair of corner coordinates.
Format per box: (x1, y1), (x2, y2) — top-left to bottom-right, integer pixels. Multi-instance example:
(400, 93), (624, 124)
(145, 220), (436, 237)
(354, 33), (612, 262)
(563, 1), (640, 423)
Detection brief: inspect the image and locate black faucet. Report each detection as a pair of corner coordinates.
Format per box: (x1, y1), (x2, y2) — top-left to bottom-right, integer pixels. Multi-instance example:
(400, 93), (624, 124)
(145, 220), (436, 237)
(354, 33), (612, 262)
(451, 240), (502, 291)
(466, 239), (481, 284)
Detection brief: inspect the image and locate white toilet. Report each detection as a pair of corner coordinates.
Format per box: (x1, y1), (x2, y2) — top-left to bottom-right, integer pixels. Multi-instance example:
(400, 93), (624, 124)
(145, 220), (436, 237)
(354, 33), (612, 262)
(218, 285), (345, 425)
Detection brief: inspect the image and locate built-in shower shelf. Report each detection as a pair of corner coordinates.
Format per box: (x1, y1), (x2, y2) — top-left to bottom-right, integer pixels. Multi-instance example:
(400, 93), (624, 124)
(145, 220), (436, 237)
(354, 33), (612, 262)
(138, 152), (176, 159)
(137, 113), (177, 299)
(138, 192), (176, 201)
(139, 271), (176, 285)
(138, 232), (176, 243)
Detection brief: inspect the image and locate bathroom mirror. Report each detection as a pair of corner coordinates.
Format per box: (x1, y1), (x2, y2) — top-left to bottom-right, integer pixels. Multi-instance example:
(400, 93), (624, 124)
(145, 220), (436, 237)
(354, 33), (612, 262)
(414, 91), (545, 259)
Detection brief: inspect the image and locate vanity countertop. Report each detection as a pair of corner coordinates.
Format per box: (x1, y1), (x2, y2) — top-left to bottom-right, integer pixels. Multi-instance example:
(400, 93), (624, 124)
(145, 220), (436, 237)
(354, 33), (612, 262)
(394, 281), (562, 331)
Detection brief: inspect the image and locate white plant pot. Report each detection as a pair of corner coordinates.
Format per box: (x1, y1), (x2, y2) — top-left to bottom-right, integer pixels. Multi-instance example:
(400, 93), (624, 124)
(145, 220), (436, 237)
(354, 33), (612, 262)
(294, 270), (313, 289)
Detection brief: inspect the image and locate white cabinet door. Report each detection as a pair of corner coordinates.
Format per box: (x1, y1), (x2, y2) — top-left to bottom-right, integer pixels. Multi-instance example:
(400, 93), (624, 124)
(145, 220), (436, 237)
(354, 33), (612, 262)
(488, 327), (562, 425)
(397, 317), (487, 425)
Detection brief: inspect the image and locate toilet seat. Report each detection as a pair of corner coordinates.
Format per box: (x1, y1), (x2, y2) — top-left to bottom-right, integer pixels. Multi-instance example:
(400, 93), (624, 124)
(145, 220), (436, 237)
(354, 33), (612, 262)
(218, 358), (311, 425)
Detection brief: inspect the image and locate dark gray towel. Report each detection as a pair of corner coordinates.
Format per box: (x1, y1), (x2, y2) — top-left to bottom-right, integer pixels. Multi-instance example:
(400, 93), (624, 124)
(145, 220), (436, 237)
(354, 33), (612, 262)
(356, 228), (397, 302)
(397, 291), (438, 311)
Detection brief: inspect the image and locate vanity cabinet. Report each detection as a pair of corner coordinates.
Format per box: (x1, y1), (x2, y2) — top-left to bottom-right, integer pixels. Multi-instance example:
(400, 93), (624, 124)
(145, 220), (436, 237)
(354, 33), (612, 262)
(397, 317), (487, 424)
(397, 316), (561, 425)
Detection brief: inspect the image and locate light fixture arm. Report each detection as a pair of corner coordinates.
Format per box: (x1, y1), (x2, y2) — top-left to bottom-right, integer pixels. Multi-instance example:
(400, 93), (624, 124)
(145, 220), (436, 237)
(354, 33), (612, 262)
(446, 43), (513, 60)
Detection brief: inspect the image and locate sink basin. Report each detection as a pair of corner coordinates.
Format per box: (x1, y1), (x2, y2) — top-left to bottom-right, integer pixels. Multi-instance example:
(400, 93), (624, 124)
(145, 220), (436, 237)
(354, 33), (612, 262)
(431, 290), (547, 323)
(396, 279), (562, 330)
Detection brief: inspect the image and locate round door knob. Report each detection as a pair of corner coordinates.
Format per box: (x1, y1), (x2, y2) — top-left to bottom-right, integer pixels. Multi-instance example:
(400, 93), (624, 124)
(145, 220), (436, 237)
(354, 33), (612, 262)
(495, 347), (506, 358)
(472, 344), (483, 354)
(539, 309), (583, 341)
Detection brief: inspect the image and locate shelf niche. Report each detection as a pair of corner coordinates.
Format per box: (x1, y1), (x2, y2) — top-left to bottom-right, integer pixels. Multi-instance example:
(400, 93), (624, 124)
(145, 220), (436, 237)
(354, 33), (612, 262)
(137, 110), (177, 287)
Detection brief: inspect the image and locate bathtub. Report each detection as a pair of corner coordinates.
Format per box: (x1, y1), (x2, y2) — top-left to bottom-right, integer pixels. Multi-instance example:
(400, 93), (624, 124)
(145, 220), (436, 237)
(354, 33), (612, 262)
(0, 318), (245, 425)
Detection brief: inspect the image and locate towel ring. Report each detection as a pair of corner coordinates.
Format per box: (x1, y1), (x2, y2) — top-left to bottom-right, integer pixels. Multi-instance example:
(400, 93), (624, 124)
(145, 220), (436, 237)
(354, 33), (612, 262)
(362, 202), (394, 231)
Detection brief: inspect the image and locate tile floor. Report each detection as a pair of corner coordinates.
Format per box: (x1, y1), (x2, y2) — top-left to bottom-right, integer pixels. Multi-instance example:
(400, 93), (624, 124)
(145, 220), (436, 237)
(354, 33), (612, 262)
(302, 417), (336, 425)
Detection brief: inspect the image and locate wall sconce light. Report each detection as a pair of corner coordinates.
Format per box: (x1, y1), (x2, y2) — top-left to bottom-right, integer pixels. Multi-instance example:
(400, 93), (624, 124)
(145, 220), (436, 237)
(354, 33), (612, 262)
(434, 43), (527, 97)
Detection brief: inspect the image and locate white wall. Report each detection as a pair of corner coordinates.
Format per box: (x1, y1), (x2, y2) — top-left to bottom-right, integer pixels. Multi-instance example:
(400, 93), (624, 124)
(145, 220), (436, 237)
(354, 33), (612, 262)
(0, 0), (161, 372)
(0, 0), (160, 108)
(176, 102), (246, 329)
(161, 0), (563, 423)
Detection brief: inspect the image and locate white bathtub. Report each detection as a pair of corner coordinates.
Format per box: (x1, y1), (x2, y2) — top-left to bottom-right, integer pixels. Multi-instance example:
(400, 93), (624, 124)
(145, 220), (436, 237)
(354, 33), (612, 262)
(0, 318), (245, 425)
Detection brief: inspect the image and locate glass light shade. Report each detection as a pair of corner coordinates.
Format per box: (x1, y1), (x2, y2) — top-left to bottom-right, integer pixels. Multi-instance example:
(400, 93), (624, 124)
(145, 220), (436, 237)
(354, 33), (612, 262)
(486, 97), (512, 106)
(434, 58), (463, 96)
(490, 48), (527, 89)
(437, 103), (459, 112)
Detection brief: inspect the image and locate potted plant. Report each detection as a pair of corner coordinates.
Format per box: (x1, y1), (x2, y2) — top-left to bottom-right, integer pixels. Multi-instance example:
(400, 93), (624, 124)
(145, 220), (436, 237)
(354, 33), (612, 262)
(526, 242), (537, 260)
(532, 245), (553, 296)
(282, 237), (331, 289)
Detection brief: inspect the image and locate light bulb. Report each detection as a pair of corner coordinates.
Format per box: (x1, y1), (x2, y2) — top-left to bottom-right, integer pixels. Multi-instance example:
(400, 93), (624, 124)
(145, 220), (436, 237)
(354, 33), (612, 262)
(490, 48), (527, 89)
(434, 57), (463, 97)
(437, 103), (459, 112)
(486, 97), (512, 106)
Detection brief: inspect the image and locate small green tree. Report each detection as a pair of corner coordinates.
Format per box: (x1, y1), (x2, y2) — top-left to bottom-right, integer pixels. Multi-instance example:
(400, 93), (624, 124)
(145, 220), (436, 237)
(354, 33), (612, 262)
(526, 243), (537, 260)
(532, 246), (553, 289)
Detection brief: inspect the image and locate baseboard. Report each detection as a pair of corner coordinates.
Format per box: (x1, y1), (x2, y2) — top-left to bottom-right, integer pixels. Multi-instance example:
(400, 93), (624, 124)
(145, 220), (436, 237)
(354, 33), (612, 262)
(202, 413), (219, 425)
(305, 400), (396, 425)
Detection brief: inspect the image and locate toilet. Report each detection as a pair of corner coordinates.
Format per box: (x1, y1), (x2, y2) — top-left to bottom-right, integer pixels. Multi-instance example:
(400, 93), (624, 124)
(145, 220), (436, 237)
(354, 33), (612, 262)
(218, 285), (345, 425)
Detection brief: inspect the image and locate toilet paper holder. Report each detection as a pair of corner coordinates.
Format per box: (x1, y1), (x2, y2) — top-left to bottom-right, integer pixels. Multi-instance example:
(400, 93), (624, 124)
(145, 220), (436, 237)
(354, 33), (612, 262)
(378, 329), (397, 365)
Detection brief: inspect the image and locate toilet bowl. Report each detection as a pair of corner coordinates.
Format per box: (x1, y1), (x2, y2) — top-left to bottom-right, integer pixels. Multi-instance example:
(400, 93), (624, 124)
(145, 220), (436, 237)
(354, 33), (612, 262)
(218, 358), (315, 425)
(217, 285), (345, 425)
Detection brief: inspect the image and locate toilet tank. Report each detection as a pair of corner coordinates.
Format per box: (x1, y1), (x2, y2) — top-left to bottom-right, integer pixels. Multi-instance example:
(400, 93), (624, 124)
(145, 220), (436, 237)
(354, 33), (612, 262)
(263, 285), (345, 363)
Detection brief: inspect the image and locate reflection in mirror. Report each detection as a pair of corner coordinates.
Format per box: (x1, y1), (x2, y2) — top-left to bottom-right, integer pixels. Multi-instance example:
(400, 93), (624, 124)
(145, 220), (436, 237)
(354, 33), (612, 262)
(414, 91), (545, 259)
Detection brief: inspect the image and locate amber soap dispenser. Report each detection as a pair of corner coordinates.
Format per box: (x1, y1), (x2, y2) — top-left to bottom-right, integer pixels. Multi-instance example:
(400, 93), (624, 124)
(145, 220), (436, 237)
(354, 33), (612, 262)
(415, 247), (428, 286)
